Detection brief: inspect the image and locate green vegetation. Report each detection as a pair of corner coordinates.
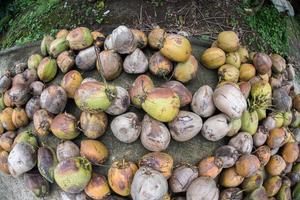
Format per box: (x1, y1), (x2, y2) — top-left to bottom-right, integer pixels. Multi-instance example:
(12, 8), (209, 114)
(0, 0), (105, 49)
(238, 1), (288, 55)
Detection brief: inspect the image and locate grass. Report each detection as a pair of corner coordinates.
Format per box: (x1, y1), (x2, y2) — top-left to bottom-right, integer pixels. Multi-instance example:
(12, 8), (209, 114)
(238, 1), (288, 55)
(0, 0), (106, 49)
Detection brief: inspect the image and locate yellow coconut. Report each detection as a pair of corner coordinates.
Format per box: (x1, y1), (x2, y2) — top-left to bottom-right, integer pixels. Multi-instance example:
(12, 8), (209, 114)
(217, 31), (240, 52)
(237, 47), (249, 63)
(218, 64), (240, 83)
(226, 52), (241, 68)
(148, 28), (166, 49)
(201, 47), (226, 69)
(174, 55), (198, 83)
(160, 34), (192, 62)
(239, 63), (256, 81)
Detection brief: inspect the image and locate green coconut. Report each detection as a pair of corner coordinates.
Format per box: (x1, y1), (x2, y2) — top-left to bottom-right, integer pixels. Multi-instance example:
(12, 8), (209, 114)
(28, 54), (43, 69)
(74, 81), (116, 113)
(13, 130), (37, 148)
(245, 187), (268, 200)
(227, 118), (242, 137)
(256, 108), (267, 121)
(66, 27), (93, 50)
(241, 110), (258, 135)
(41, 35), (54, 56)
(242, 170), (264, 192)
(283, 111), (293, 127)
(37, 57), (57, 82)
(272, 112), (284, 128)
(251, 81), (272, 99)
(54, 157), (92, 194)
(226, 52), (241, 68)
(277, 184), (291, 200)
(49, 38), (69, 58)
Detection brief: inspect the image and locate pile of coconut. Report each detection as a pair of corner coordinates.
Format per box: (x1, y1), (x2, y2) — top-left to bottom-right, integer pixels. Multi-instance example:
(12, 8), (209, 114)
(0, 25), (299, 200)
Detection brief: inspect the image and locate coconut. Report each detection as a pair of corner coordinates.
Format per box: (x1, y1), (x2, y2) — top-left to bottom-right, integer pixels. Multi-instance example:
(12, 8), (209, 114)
(161, 81), (192, 107)
(191, 85), (215, 117)
(217, 31), (240, 52)
(186, 177), (219, 200)
(148, 28), (166, 49)
(142, 87), (180, 122)
(174, 55), (198, 83)
(33, 109), (53, 137)
(220, 188), (243, 200)
(0, 131), (16, 152)
(139, 152), (173, 179)
(201, 47), (226, 69)
(149, 51), (173, 77)
(267, 128), (286, 149)
(235, 155), (260, 178)
(8, 84), (31, 106)
(49, 37), (69, 58)
(239, 63), (256, 81)
(51, 113), (79, 140)
(110, 25), (137, 54)
(198, 156), (222, 178)
(230, 131), (253, 154)
(80, 140), (108, 165)
(111, 112), (141, 143)
(3, 90), (13, 107)
(168, 111), (202, 142)
(30, 81), (44, 96)
(123, 48), (148, 74)
(85, 173), (111, 199)
(74, 81), (116, 113)
(213, 83), (247, 118)
(266, 155), (286, 176)
(169, 164), (198, 193)
(270, 54), (286, 74)
(56, 141), (80, 162)
(160, 34), (192, 62)
(253, 126), (268, 147)
(25, 96), (40, 119)
(97, 50), (122, 80)
(286, 64), (295, 81)
(12, 68), (37, 87)
(282, 142), (299, 163)
(215, 145), (239, 168)
(241, 110), (258, 135)
(41, 35), (54, 56)
(131, 29), (147, 49)
(40, 85), (67, 114)
(131, 167), (167, 200)
(80, 111), (107, 139)
(91, 31), (105, 47)
(76, 46), (97, 71)
(24, 172), (50, 198)
(56, 29), (69, 39)
(218, 64), (240, 83)
(270, 75), (283, 89)
(108, 160), (137, 196)
(54, 157), (92, 193)
(241, 170), (264, 192)
(60, 70), (83, 98)
(104, 34), (113, 50)
(106, 86), (130, 115)
(291, 111), (300, 128)
(283, 111), (293, 126)
(57, 51), (75, 73)
(37, 146), (58, 183)
(13, 131), (37, 149)
(66, 27), (93, 50)
(226, 52), (241, 68)
(227, 118), (242, 137)
(0, 74), (11, 94)
(0, 150), (9, 175)
(220, 167), (244, 187)
(8, 142), (37, 177)
(129, 75), (154, 108)
(253, 53), (272, 75)
(37, 57), (57, 82)
(140, 115), (171, 151)
(202, 114), (231, 141)
(12, 107), (29, 128)
(0, 108), (16, 131)
(272, 88), (292, 112)
(237, 47), (249, 63)
(27, 54), (42, 69)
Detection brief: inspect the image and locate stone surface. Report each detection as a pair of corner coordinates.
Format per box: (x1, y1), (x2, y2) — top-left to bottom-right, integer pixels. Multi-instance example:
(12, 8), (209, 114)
(0, 36), (224, 199)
